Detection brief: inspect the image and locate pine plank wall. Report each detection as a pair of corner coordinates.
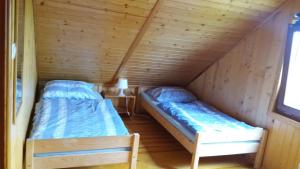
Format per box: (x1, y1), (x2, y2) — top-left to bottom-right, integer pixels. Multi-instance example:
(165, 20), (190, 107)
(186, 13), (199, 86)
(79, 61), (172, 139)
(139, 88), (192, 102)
(33, 0), (285, 86)
(6, 0), (300, 169)
(188, 0), (300, 168)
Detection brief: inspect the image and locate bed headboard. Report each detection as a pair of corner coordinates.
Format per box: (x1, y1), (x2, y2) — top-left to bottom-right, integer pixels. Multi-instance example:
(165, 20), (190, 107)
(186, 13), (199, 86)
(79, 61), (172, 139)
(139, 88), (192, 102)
(94, 83), (103, 93)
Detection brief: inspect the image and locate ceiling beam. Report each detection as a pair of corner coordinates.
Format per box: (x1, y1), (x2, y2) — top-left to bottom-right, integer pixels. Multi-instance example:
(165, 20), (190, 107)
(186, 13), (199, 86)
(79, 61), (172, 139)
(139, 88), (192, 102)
(110, 0), (162, 83)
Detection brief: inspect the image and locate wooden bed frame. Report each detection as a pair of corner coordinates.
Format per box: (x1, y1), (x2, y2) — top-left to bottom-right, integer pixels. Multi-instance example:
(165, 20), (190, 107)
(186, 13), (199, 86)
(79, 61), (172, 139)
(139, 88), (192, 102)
(26, 84), (140, 169)
(141, 96), (268, 169)
(26, 133), (140, 169)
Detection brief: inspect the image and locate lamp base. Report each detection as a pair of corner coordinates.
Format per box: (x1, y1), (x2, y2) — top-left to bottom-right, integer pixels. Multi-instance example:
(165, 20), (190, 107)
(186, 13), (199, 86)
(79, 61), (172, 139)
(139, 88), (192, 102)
(118, 89), (125, 96)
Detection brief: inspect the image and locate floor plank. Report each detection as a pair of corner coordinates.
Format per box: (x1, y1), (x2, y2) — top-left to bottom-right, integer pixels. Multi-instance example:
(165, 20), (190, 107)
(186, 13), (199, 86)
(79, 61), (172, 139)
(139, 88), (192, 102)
(74, 115), (252, 169)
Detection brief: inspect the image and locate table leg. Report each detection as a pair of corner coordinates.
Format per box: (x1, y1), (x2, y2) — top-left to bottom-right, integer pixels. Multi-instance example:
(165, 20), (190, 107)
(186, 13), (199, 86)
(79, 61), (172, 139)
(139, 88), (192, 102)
(125, 97), (130, 116)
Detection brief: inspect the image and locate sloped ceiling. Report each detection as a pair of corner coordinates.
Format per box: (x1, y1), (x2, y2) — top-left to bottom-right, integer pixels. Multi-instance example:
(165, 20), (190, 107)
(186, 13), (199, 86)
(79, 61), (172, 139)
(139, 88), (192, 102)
(34, 0), (286, 86)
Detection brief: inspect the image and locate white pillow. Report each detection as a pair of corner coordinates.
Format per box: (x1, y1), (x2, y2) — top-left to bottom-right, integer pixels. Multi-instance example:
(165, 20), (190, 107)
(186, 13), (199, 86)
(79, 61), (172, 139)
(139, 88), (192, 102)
(146, 87), (197, 103)
(45, 80), (95, 90)
(42, 80), (102, 100)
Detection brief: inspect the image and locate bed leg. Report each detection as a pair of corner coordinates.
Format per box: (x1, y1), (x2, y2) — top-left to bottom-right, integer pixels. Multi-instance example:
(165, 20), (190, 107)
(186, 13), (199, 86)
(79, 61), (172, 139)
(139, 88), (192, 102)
(254, 130), (268, 169)
(191, 153), (200, 169)
(129, 133), (140, 169)
(191, 133), (201, 169)
(26, 140), (34, 169)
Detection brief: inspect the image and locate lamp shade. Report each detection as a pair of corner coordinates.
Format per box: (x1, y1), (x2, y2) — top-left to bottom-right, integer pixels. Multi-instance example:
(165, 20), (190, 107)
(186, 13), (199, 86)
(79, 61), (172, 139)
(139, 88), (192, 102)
(116, 78), (128, 89)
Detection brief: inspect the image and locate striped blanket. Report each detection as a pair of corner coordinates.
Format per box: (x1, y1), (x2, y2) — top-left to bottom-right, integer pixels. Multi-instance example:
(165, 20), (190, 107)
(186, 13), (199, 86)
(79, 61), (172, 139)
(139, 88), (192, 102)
(30, 99), (129, 139)
(157, 100), (263, 142)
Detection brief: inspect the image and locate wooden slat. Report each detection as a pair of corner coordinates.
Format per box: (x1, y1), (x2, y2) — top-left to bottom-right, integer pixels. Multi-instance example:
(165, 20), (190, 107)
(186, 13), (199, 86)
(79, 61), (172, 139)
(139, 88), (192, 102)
(198, 142), (260, 157)
(34, 151), (130, 169)
(111, 0), (162, 83)
(191, 133), (201, 169)
(254, 130), (268, 169)
(31, 136), (133, 154)
(129, 133), (140, 169)
(35, 0), (154, 18)
(263, 117), (300, 169)
(26, 140), (34, 169)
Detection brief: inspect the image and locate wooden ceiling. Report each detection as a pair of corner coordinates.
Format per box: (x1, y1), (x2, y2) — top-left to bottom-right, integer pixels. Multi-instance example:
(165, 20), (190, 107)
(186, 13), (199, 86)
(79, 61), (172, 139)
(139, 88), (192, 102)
(34, 0), (286, 86)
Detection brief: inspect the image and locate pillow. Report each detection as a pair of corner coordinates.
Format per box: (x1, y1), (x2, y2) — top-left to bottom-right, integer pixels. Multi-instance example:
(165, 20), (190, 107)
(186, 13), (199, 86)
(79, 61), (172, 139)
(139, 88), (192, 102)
(146, 87), (197, 103)
(45, 80), (95, 90)
(42, 87), (103, 100)
(42, 81), (102, 100)
(16, 78), (22, 98)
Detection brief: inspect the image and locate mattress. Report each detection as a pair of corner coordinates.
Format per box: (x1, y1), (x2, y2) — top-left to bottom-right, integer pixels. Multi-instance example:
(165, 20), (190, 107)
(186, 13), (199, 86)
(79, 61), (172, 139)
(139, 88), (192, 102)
(30, 98), (129, 139)
(141, 92), (263, 143)
(16, 97), (21, 112)
(16, 78), (22, 112)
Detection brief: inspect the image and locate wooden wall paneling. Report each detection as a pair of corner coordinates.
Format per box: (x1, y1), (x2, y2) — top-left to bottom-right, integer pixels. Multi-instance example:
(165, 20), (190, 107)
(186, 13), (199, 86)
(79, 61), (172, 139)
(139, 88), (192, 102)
(35, 0), (285, 86)
(1, 0), (7, 168)
(263, 115), (300, 169)
(7, 0), (38, 169)
(6, 0), (17, 168)
(188, 1), (291, 127)
(111, 0), (162, 83)
(173, 0), (283, 14)
(35, 0), (154, 17)
(188, 0), (300, 168)
(34, 0), (156, 83)
(119, 0), (285, 86)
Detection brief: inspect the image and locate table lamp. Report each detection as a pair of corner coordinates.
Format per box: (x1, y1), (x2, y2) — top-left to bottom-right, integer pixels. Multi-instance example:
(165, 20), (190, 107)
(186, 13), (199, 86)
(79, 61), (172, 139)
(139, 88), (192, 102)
(116, 78), (128, 96)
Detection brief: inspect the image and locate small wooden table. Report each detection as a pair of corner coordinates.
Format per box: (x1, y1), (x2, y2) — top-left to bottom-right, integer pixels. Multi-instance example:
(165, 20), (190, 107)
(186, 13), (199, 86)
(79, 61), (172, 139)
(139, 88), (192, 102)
(104, 92), (136, 116)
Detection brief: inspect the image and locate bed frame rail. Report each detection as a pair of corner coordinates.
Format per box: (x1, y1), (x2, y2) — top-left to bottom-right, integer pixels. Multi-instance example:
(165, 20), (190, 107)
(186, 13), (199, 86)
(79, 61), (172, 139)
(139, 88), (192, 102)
(26, 133), (140, 169)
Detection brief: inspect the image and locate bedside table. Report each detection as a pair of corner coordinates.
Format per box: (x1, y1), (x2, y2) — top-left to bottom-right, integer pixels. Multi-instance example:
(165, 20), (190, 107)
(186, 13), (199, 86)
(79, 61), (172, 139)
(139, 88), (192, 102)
(104, 92), (136, 116)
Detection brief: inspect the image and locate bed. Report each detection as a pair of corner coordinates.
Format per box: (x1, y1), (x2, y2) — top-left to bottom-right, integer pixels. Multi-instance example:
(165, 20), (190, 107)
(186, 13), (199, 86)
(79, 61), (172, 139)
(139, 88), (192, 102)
(26, 80), (140, 169)
(140, 87), (268, 169)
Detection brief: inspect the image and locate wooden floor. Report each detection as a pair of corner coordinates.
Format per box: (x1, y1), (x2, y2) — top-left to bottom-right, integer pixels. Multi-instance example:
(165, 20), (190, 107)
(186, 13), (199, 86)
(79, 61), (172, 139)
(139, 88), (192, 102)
(74, 115), (253, 169)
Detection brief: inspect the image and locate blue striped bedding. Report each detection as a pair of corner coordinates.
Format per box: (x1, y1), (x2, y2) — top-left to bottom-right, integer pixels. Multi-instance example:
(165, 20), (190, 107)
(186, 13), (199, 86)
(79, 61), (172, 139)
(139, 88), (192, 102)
(157, 101), (257, 133)
(30, 98), (129, 139)
(16, 78), (22, 112)
(142, 92), (263, 143)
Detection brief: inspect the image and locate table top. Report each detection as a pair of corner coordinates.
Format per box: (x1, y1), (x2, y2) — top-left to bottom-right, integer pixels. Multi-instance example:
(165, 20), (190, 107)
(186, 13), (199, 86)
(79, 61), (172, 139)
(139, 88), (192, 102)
(104, 92), (136, 98)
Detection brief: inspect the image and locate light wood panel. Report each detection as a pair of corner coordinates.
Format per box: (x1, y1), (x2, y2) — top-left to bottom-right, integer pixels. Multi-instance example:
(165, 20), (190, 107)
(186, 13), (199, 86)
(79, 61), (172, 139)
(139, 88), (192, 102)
(188, 0), (300, 168)
(34, 0), (156, 83)
(115, 0), (285, 85)
(111, 0), (162, 82)
(34, 0), (286, 85)
(263, 113), (300, 169)
(0, 0), (7, 168)
(6, 0), (17, 168)
(26, 134), (139, 169)
(6, 0), (38, 169)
